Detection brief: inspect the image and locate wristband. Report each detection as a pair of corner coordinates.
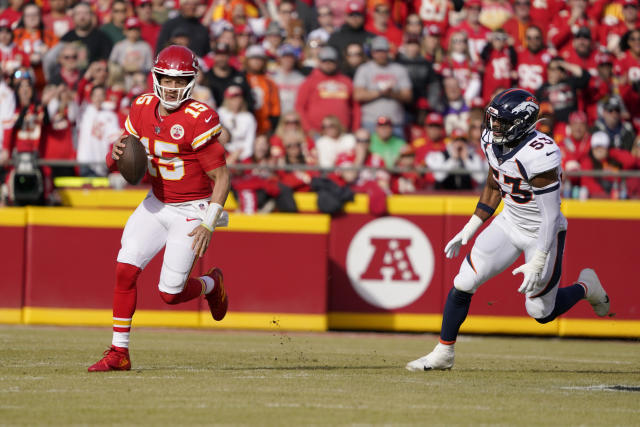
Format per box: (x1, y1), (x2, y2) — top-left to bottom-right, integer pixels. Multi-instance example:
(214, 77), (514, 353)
(476, 202), (495, 216)
(203, 202), (223, 232)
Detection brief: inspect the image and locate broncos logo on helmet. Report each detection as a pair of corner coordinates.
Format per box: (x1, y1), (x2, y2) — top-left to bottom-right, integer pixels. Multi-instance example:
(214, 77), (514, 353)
(483, 89), (540, 145)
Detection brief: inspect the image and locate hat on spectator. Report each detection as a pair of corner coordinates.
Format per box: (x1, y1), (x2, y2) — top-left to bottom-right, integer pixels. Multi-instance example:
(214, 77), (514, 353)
(0, 19), (10, 29)
(595, 51), (614, 65)
(569, 110), (587, 123)
(619, 0), (638, 7)
(246, 45), (267, 59)
(335, 150), (356, 167)
(574, 26), (591, 39)
(371, 36), (390, 51)
(346, 1), (365, 14)
(224, 85), (243, 97)
(265, 21), (285, 37)
(451, 128), (468, 140)
(423, 24), (442, 37)
(416, 97), (430, 110)
(425, 112), (444, 126)
(125, 17), (141, 30)
(318, 46), (338, 62)
(590, 131), (610, 149)
(603, 97), (622, 112)
(278, 44), (300, 59)
(376, 116), (392, 126)
(134, 0), (151, 7)
(214, 42), (231, 54)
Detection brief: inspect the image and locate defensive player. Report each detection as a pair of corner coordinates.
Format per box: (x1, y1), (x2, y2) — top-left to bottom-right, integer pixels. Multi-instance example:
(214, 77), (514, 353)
(89, 46), (230, 372)
(407, 89), (610, 371)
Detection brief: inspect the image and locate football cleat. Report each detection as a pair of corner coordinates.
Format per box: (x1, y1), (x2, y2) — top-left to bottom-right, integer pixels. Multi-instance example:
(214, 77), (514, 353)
(204, 267), (228, 321)
(578, 268), (610, 317)
(88, 346), (131, 372)
(406, 343), (455, 372)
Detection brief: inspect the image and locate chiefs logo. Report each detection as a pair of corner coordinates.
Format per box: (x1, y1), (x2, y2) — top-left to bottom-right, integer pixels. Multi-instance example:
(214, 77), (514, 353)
(346, 218), (434, 309)
(170, 124), (185, 140)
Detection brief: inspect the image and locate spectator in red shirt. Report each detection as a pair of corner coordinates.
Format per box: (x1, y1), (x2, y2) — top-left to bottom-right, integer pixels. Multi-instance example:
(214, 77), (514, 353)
(412, 112), (447, 164)
(616, 28), (640, 132)
(559, 110), (591, 173)
(516, 25), (551, 95)
(135, 0), (161, 50)
(0, 19), (29, 78)
(364, 0), (403, 51)
(480, 30), (517, 104)
(446, 0), (490, 63)
(547, 0), (598, 51)
(296, 46), (359, 137)
(580, 131), (636, 198)
(560, 27), (597, 77)
(503, 0), (533, 48)
(584, 51), (617, 125)
(599, 0), (640, 56)
(0, 0), (25, 30)
(43, 0), (75, 39)
(440, 31), (481, 105)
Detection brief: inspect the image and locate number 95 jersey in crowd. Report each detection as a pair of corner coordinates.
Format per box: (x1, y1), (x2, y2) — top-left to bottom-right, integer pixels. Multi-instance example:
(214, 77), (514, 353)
(481, 129), (568, 236)
(124, 93), (225, 203)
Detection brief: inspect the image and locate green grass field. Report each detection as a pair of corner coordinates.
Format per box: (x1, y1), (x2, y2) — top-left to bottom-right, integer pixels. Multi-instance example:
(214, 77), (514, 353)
(1, 325), (639, 426)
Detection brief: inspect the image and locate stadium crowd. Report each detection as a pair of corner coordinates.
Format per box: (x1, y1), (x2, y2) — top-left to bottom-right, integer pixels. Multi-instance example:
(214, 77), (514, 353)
(1, 0), (640, 210)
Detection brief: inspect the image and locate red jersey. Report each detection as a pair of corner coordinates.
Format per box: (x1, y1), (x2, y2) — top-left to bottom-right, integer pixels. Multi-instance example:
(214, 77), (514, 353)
(516, 46), (551, 94)
(614, 50), (640, 84)
(482, 47), (514, 103)
(439, 55), (480, 92)
(446, 22), (490, 63)
(560, 47), (597, 77)
(124, 94), (225, 203)
(413, 0), (450, 35)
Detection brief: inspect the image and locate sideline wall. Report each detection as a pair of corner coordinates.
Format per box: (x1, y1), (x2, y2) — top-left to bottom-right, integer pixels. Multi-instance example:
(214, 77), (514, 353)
(1, 195), (639, 338)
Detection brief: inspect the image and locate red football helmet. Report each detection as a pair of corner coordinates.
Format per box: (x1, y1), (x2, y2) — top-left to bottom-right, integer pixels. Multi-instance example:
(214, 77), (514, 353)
(152, 45), (198, 110)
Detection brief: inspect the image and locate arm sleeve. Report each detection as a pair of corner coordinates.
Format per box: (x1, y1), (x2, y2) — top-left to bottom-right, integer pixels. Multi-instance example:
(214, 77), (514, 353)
(196, 140), (226, 172)
(533, 181), (561, 253)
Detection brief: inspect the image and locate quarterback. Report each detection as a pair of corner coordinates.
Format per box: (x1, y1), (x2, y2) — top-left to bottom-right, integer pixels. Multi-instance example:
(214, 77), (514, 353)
(407, 89), (611, 371)
(89, 46), (230, 372)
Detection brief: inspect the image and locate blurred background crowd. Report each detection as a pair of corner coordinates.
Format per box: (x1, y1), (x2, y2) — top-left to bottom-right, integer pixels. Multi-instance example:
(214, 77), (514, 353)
(1, 0), (640, 210)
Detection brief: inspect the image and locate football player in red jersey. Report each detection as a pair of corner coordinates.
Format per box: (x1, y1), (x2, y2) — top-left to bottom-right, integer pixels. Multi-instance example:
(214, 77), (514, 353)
(89, 45), (230, 372)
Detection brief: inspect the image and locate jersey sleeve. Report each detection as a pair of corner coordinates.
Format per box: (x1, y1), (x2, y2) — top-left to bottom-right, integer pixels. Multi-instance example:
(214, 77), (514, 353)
(191, 109), (222, 151)
(124, 94), (148, 138)
(196, 138), (226, 172)
(526, 145), (562, 178)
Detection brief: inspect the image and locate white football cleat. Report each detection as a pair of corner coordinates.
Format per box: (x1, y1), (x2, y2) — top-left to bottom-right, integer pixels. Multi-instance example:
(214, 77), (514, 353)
(578, 268), (610, 317)
(406, 343), (455, 371)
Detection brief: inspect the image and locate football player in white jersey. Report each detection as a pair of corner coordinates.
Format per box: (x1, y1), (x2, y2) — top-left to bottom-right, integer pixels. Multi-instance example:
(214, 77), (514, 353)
(406, 89), (611, 372)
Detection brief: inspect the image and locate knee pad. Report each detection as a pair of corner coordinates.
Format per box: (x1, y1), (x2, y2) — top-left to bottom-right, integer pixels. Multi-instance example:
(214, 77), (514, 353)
(525, 298), (553, 321)
(115, 263), (141, 291)
(453, 255), (479, 294)
(158, 263), (188, 295)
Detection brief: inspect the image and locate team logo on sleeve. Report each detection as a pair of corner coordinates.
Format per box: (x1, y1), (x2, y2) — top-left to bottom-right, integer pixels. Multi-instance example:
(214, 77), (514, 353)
(170, 124), (185, 140)
(346, 217), (435, 309)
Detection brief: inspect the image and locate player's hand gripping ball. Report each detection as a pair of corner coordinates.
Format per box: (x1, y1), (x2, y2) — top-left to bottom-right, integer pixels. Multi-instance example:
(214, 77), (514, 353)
(116, 134), (148, 185)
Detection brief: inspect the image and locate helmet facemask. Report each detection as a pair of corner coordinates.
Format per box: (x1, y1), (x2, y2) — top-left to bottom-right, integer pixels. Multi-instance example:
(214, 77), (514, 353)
(152, 70), (196, 110)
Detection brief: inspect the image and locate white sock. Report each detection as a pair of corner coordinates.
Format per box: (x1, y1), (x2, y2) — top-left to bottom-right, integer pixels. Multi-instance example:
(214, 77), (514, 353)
(112, 332), (130, 349)
(200, 275), (215, 294)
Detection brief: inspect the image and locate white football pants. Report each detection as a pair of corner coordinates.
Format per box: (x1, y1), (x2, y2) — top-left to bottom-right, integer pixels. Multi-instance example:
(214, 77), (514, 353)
(453, 213), (567, 319)
(117, 192), (208, 294)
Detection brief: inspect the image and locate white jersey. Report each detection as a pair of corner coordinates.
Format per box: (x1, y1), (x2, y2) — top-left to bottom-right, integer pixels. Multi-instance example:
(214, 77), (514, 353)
(481, 129), (568, 236)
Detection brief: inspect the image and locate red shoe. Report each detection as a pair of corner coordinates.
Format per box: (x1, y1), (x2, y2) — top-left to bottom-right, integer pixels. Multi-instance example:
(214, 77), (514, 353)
(88, 346), (131, 372)
(204, 267), (228, 321)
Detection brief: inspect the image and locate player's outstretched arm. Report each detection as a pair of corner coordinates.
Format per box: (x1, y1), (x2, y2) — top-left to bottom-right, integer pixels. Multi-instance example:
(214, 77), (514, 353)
(444, 169), (502, 258)
(513, 168), (561, 294)
(189, 165), (231, 258)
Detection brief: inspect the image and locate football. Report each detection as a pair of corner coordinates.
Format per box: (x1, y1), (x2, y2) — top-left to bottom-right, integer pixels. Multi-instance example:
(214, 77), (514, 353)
(117, 134), (148, 185)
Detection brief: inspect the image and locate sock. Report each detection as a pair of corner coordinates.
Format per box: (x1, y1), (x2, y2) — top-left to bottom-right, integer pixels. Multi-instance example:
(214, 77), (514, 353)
(159, 277), (205, 305)
(536, 283), (586, 324)
(112, 263), (141, 349)
(200, 275), (214, 294)
(440, 287), (473, 344)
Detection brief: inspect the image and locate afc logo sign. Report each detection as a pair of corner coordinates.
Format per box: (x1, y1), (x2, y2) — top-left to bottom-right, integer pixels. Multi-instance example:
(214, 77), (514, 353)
(346, 218), (434, 309)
